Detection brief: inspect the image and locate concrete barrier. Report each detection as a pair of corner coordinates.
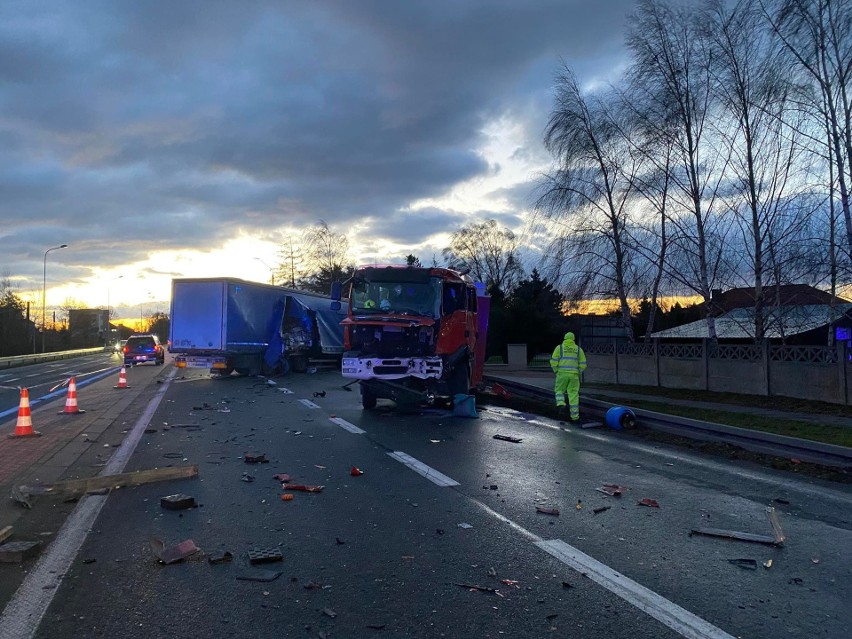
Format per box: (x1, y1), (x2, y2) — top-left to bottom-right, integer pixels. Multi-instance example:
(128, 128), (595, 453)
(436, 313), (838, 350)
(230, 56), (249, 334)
(0, 347), (105, 370)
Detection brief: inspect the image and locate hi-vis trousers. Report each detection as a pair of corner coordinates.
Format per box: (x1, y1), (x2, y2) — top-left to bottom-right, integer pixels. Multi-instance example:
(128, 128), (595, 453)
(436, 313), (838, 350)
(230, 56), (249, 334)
(554, 372), (580, 420)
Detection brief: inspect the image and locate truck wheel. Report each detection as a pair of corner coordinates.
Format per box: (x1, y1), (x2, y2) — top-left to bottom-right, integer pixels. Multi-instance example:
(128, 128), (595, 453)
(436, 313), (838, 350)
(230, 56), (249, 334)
(361, 385), (377, 410)
(290, 355), (309, 373)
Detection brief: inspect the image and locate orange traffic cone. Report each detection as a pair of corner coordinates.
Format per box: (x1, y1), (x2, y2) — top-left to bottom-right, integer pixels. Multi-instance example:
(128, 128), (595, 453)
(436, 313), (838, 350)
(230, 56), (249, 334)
(8, 388), (41, 438)
(114, 366), (129, 389)
(58, 377), (85, 414)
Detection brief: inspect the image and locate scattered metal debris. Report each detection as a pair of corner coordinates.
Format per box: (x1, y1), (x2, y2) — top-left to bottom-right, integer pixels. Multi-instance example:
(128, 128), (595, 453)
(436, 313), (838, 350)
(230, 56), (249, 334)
(150, 537), (199, 564)
(237, 570), (282, 582)
(493, 434), (523, 443)
(248, 548), (283, 564)
(208, 551), (234, 564)
(283, 484), (324, 493)
(592, 506), (611, 515)
(690, 507), (785, 547)
(727, 558), (758, 570)
(0, 541), (41, 563)
(160, 494), (196, 510)
(454, 583), (498, 594)
(536, 506), (560, 516)
(638, 498), (660, 508)
(596, 484), (627, 497)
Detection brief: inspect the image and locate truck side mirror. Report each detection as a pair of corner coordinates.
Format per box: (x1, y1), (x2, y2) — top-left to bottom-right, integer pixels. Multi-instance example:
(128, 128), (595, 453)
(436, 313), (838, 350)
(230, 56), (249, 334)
(330, 281), (342, 301)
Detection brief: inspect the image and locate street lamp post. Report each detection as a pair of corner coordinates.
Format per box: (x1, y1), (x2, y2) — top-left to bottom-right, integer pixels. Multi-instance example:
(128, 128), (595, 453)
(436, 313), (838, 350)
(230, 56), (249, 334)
(42, 244), (68, 353)
(254, 257), (275, 285)
(107, 275), (124, 346)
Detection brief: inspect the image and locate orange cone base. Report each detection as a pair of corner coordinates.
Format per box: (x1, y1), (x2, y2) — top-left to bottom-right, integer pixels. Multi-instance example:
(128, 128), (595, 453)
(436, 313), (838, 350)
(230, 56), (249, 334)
(58, 408), (86, 415)
(8, 430), (41, 438)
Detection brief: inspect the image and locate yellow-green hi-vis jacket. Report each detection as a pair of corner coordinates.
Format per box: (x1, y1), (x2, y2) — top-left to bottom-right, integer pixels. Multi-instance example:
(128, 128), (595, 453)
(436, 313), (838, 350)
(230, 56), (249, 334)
(550, 332), (587, 419)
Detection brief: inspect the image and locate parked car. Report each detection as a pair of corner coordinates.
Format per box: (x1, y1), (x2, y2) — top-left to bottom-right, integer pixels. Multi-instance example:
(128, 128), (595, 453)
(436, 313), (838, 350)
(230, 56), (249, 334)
(113, 339), (127, 354)
(123, 334), (165, 366)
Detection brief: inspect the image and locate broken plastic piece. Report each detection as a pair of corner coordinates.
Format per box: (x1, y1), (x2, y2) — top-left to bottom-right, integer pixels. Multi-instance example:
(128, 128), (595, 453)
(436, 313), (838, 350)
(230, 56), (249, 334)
(313, 391), (327, 398)
(493, 434), (523, 443)
(208, 551), (234, 565)
(457, 523), (473, 529)
(282, 484), (324, 493)
(160, 494), (196, 510)
(638, 498), (660, 508)
(536, 506), (560, 516)
(272, 473), (291, 482)
(350, 466), (364, 476)
(150, 537), (199, 564)
(322, 608), (337, 619)
(763, 559), (773, 569)
(727, 558), (757, 570)
(596, 484), (627, 497)
(248, 548), (283, 564)
(236, 570), (282, 582)
(281, 493), (294, 501)
(244, 453), (269, 464)
(491, 383), (511, 400)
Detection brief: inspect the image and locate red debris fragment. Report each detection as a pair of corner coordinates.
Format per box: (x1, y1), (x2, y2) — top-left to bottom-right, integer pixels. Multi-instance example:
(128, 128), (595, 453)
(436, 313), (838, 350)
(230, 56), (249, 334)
(351, 466), (364, 476)
(492, 383), (511, 400)
(638, 498), (660, 508)
(282, 484), (324, 493)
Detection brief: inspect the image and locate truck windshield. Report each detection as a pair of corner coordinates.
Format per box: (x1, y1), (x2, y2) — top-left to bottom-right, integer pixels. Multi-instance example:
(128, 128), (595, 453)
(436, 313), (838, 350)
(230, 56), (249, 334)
(351, 278), (442, 318)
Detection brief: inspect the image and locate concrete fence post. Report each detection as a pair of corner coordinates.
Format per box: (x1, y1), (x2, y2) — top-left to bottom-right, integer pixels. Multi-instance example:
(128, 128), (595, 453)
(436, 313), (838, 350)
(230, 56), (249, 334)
(654, 338), (661, 387)
(613, 339), (619, 385)
(838, 342), (848, 406)
(702, 339), (709, 391)
(761, 339), (770, 397)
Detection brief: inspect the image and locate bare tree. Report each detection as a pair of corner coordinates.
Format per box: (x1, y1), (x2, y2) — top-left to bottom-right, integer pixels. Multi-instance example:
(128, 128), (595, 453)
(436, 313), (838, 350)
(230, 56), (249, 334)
(535, 67), (638, 340)
(705, 0), (814, 340)
(765, 0), (852, 261)
(276, 231), (306, 289)
(627, 0), (731, 339)
(442, 219), (523, 293)
(299, 220), (353, 294)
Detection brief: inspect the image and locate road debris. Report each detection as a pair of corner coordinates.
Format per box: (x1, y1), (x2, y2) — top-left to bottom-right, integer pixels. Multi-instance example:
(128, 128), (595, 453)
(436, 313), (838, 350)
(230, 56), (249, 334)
(236, 570), (282, 582)
(536, 506), (560, 516)
(322, 608), (337, 619)
(150, 537), (199, 564)
(0, 526), (13, 543)
(350, 466), (364, 476)
(366, 624), (386, 630)
(492, 434), (523, 443)
(727, 558), (758, 570)
(491, 383), (511, 400)
(208, 551), (234, 564)
(638, 498), (660, 508)
(457, 523), (473, 529)
(336, 537), (346, 545)
(13, 465), (199, 506)
(313, 391), (327, 398)
(282, 484), (324, 493)
(0, 541), (41, 563)
(596, 484), (627, 497)
(160, 493), (196, 510)
(244, 453), (269, 464)
(454, 583), (498, 594)
(575, 500), (583, 510)
(562, 581), (574, 589)
(241, 472), (255, 483)
(763, 559), (773, 569)
(788, 577), (803, 585)
(592, 506), (611, 515)
(501, 579), (520, 588)
(272, 473), (291, 482)
(281, 494), (294, 501)
(691, 507), (785, 547)
(248, 548), (283, 564)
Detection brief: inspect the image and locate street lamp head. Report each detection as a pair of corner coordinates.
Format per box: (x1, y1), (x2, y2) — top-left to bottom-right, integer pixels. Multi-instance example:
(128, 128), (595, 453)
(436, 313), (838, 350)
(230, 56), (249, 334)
(59, 244), (67, 249)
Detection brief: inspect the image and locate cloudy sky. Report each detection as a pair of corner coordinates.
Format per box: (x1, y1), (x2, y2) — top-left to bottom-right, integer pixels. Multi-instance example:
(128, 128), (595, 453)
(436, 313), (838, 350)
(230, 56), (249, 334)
(0, 0), (633, 319)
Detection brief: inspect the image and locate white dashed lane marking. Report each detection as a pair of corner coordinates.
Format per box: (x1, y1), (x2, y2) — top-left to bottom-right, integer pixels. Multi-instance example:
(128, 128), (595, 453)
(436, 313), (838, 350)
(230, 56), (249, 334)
(387, 451), (460, 487)
(329, 417), (365, 434)
(298, 399), (320, 409)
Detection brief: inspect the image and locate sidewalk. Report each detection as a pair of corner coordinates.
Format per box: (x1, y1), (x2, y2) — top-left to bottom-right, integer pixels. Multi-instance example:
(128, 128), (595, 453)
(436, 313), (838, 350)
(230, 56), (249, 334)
(484, 369), (852, 429)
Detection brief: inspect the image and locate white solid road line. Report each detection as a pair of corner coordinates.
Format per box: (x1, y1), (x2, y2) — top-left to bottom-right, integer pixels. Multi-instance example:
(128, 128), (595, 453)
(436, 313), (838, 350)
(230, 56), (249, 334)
(535, 540), (736, 639)
(0, 369), (177, 639)
(298, 398), (320, 409)
(329, 416), (365, 434)
(387, 451), (460, 487)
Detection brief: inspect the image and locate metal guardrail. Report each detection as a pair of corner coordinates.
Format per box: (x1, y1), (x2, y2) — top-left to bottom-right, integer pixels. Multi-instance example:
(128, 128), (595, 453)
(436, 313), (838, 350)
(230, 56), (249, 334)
(0, 347), (105, 370)
(483, 375), (852, 469)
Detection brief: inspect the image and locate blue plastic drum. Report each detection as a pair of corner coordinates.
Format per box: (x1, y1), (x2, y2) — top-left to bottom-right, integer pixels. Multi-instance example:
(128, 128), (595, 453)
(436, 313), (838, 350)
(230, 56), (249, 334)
(605, 406), (636, 430)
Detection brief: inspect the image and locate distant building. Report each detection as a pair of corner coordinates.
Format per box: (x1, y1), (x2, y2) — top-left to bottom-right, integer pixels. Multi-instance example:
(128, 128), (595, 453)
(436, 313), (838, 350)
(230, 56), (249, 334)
(649, 285), (852, 345)
(68, 309), (110, 348)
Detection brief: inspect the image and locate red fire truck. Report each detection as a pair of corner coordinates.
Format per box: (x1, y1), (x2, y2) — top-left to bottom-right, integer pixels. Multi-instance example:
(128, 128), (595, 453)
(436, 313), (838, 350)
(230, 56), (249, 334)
(340, 265), (490, 408)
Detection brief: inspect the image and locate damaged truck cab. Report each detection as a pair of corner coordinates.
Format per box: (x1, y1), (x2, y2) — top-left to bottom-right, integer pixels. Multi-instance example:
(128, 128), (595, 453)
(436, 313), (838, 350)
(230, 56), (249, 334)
(340, 265), (489, 408)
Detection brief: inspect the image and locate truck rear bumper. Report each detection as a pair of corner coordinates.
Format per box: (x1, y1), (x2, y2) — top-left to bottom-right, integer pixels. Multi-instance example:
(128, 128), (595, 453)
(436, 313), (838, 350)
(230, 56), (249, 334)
(174, 355), (229, 370)
(341, 356), (442, 380)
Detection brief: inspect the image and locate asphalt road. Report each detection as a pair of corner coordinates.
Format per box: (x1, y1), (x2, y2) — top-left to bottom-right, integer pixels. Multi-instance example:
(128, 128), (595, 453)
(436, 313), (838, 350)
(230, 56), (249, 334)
(1, 365), (850, 639)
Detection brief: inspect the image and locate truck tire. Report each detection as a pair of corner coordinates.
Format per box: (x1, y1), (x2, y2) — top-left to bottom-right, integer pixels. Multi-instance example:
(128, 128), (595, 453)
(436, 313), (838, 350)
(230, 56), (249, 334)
(361, 384), (377, 410)
(290, 355), (309, 374)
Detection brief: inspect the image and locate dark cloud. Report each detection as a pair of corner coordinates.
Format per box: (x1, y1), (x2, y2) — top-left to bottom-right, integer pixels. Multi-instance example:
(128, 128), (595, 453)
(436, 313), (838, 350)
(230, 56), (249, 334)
(0, 0), (633, 291)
